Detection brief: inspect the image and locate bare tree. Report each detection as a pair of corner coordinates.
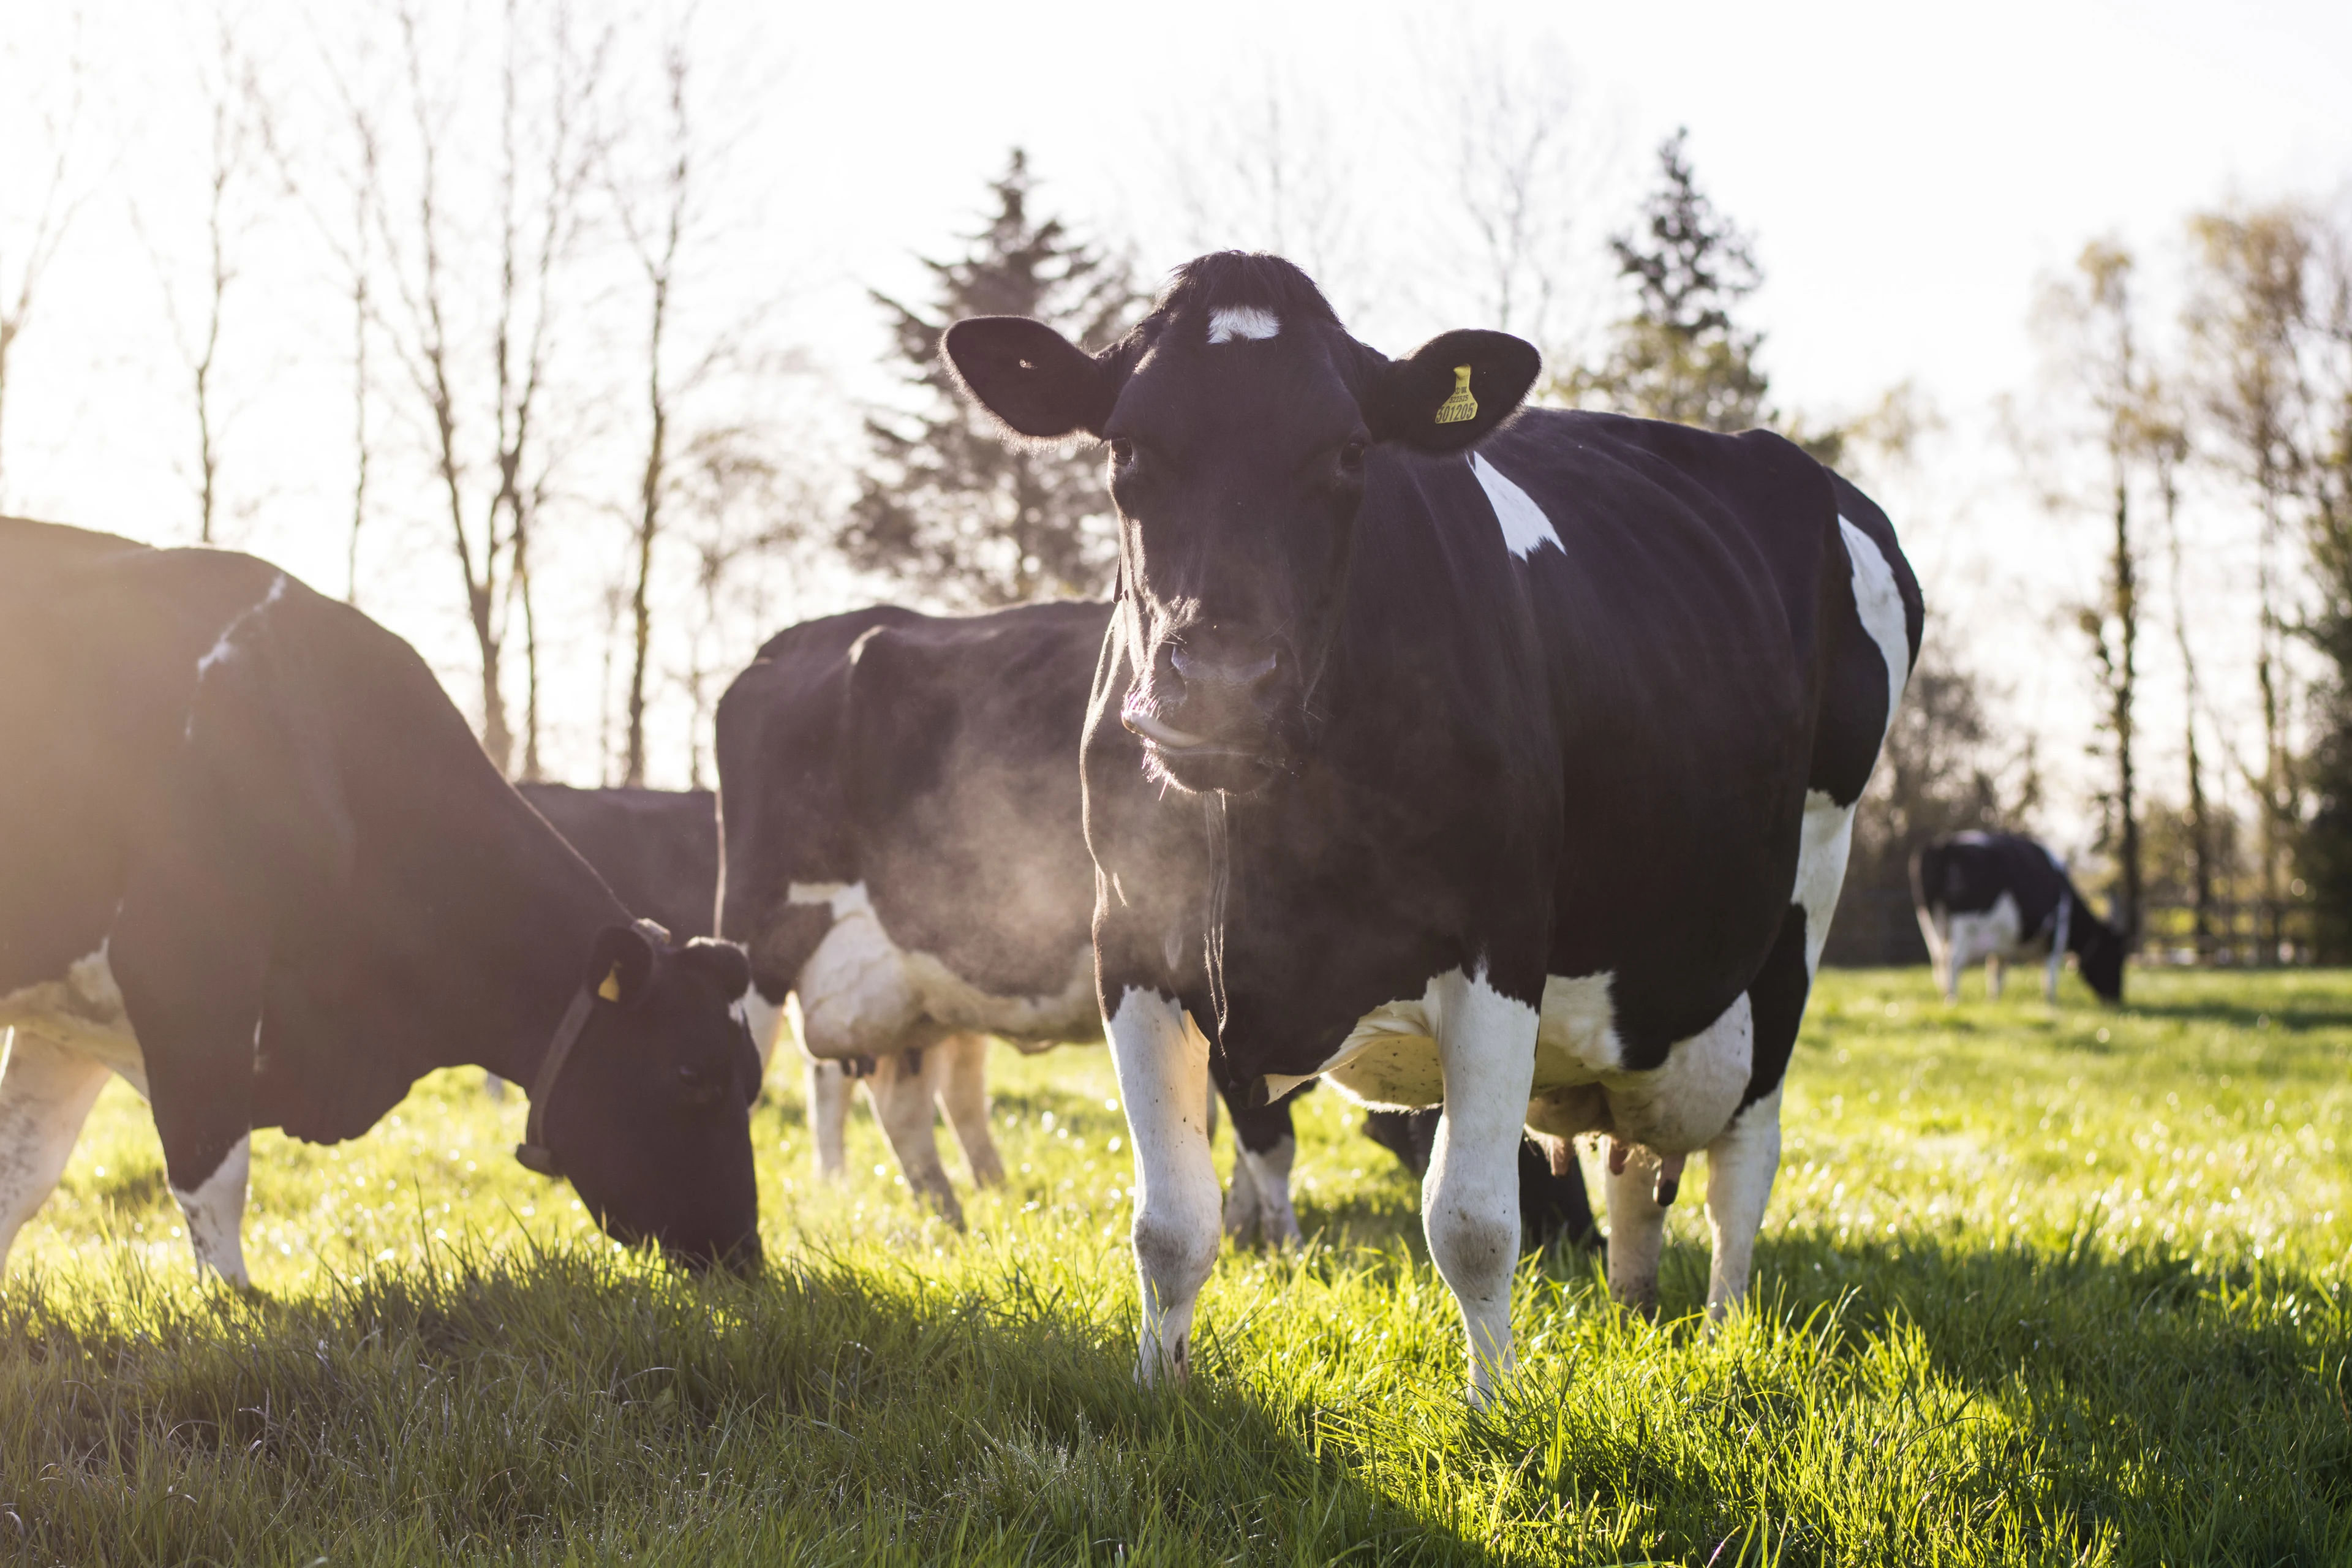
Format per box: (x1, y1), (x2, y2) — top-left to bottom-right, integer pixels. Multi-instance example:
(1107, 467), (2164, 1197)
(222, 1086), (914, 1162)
(0, 22), (92, 507)
(2035, 239), (2150, 944)
(1158, 73), (1366, 311)
(361, 0), (606, 775)
(140, 13), (266, 545)
(2188, 205), (2318, 956)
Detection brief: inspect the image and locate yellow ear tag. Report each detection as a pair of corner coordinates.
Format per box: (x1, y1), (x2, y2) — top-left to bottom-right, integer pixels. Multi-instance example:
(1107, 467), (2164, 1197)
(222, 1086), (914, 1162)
(1435, 364), (1479, 424)
(597, 965), (624, 1003)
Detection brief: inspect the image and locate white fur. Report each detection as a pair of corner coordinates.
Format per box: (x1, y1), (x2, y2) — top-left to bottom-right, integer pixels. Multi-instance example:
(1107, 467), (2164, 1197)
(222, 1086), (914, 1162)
(1106, 987), (1221, 1384)
(1471, 453), (1564, 560)
(741, 990), (785, 1074)
(1420, 966), (1540, 1404)
(1702, 1085), (1782, 1316)
(1206, 306), (1280, 344)
(185, 575), (288, 738)
(803, 1049), (851, 1179)
(1234, 1135), (1300, 1248)
(171, 1134), (251, 1286)
(1839, 517), (1910, 723)
(0, 1030), (113, 1275)
(1926, 891), (2029, 1001)
(790, 882), (1097, 1059)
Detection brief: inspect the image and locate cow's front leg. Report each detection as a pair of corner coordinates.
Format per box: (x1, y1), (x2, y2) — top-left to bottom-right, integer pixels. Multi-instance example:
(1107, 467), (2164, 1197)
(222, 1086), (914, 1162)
(1986, 954), (2005, 1000)
(1703, 1087), (1781, 1319)
(0, 1033), (113, 1276)
(1427, 967), (1539, 1405)
(1106, 988), (1218, 1384)
(1224, 1090), (1300, 1249)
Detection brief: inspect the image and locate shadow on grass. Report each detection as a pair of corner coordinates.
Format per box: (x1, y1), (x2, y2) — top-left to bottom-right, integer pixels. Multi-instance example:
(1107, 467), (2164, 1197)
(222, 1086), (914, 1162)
(0, 1242), (1487, 1568)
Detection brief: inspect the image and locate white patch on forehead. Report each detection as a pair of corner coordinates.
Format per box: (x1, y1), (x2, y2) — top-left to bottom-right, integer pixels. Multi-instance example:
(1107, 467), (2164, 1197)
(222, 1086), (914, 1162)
(1206, 306), (1280, 344)
(1471, 453), (1563, 560)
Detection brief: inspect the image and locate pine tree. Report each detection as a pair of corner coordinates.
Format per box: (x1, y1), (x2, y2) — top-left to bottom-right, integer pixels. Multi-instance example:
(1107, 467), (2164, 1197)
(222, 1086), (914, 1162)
(844, 150), (1140, 606)
(1570, 129), (1771, 434)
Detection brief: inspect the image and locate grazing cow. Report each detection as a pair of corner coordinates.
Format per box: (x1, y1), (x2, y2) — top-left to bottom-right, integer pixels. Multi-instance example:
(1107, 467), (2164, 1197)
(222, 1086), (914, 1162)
(0, 520), (763, 1283)
(942, 252), (1921, 1400)
(715, 601), (1318, 1238)
(1911, 831), (2124, 1002)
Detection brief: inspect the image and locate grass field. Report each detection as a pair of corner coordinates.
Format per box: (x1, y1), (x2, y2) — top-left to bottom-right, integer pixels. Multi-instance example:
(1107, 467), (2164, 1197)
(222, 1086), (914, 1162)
(4, 967), (2350, 1566)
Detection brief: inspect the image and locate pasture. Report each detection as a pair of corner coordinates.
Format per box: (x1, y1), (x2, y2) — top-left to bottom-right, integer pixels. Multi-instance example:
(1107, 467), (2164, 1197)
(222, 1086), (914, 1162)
(4, 968), (2348, 1566)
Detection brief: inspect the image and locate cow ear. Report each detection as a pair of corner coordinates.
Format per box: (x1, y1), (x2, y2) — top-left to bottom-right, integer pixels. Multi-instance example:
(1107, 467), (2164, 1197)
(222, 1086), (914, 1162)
(1368, 330), (1542, 453)
(676, 937), (752, 1002)
(588, 923), (658, 1009)
(943, 317), (1117, 439)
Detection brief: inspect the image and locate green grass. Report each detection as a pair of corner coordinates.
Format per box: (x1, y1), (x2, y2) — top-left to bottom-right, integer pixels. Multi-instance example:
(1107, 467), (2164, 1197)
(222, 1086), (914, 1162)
(5, 968), (2350, 1565)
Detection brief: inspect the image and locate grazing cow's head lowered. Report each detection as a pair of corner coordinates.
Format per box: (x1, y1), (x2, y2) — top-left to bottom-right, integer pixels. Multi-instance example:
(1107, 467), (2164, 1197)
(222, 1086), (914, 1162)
(944, 252), (1539, 793)
(530, 923), (764, 1270)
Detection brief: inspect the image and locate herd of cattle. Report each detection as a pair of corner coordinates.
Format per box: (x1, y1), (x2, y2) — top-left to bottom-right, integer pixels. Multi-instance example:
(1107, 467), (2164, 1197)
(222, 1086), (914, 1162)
(0, 252), (2123, 1400)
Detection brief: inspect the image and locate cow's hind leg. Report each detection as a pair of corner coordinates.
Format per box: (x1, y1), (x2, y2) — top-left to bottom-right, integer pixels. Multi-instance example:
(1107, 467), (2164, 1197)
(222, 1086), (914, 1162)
(936, 1033), (1004, 1187)
(804, 1053), (851, 1181)
(1427, 968), (1540, 1405)
(1703, 1087), (1781, 1318)
(1224, 1088), (1300, 1249)
(1106, 989), (1219, 1385)
(865, 1046), (964, 1227)
(1985, 954), (2005, 1000)
(0, 1033), (112, 1276)
(1604, 1144), (1670, 1316)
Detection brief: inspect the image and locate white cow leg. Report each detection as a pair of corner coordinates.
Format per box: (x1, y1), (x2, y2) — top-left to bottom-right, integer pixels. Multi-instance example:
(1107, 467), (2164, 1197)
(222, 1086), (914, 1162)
(0, 1032), (112, 1277)
(1702, 1087), (1782, 1322)
(1604, 1144), (1670, 1317)
(743, 990), (786, 1077)
(1426, 968), (1540, 1405)
(1918, 911), (1954, 1002)
(804, 1053), (850, 1182)
(937, 1033), (1004, 1187)
(1986, 954), (2004, 1000)
(172, 1134), (252, 1286)
(866, 1047), (963, 1228)
(1107, 989), (1219, 1385)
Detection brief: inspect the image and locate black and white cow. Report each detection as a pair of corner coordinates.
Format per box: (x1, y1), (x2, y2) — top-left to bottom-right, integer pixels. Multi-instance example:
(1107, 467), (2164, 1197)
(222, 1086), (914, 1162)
(943, 252), (1921, 1400)
(0, 520), (763, 1283)
(517, 785), (720, 946)
(1911, 831), (2124, 1003)
(714, 601), (1314, 1237)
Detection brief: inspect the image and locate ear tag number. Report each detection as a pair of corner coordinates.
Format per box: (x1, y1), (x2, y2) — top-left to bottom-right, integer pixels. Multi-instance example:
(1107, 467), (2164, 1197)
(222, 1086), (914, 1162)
(597, 965), (624, 1003)
(1435, 364), (1479, 424)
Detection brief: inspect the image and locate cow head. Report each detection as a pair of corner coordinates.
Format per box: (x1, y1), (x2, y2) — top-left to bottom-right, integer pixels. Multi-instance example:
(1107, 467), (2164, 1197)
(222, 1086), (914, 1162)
(944, 253), (1539, 794)
(2076, 916), (2126, 1003)
(536, 924), (764, 1270)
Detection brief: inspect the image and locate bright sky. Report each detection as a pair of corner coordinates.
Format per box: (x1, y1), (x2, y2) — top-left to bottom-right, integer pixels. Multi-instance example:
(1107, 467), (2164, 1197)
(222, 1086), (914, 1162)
(4, 0), (2348, 831)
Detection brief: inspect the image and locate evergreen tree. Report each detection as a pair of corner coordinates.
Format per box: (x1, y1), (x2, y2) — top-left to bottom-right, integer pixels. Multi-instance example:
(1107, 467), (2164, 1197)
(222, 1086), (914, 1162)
(843, 150), (1140, 606)
(1570, 129), (1771, 434)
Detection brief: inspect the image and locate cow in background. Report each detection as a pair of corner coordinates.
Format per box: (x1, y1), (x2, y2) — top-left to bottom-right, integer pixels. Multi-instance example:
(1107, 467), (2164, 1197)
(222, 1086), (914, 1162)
(1911, 831), (2125, 1003)
(0, 520), (762, 1281)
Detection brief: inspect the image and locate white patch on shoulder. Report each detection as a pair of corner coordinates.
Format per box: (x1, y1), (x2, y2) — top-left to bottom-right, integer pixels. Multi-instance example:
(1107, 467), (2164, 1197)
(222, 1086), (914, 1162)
(1838, 516), (1910, 717)
(1471, 453), (1563, 560)
(186, 573), (290, 739)
(789, 881), (1098, 1059)
(1206, 305), (1279, 344)
(172, 1134), (251, 1286)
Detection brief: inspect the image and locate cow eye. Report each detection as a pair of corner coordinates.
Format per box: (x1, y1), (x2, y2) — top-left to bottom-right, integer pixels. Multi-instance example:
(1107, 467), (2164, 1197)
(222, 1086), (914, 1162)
(1107, 437), (1135, 469)
(1338, 438), (1369, 475)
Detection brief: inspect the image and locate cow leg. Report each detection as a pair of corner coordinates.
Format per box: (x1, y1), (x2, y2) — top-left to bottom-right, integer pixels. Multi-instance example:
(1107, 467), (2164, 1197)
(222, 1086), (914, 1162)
(110, 886), (267, 1288)
(804, 1053), (850, 1181)
(1702, 1086), (1782, 1320)
(1604, 1143), (1670, 1316)
(1918, 908), (1954, 1001)
(1225, 1091), (1300, 1250)
(1985, 954), (2005, 1000)
(1221, 1136), (1263, 1243)
(1106, 989), (1218, 1385)
(936, 1033), (1003, 1188)
(1427, 968), (1540, 1405)
(0, 1033), (112, 1276)
(865, 1047), (963, 1228)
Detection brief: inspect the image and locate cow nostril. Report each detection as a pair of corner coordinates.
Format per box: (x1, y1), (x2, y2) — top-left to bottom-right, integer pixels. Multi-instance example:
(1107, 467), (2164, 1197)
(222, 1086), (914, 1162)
(1170, 646), (1280, 690)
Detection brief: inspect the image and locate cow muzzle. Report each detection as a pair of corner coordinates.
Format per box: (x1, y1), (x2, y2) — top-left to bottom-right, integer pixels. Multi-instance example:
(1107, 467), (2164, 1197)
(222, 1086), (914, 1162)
(1123, 635), (1296, 791)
